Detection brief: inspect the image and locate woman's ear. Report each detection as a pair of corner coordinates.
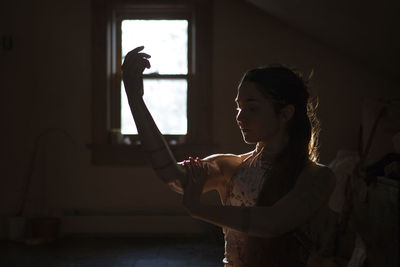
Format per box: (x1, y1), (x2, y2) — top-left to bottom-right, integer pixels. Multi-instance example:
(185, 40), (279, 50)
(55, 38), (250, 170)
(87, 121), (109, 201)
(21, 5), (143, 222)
(279, 104), (295, 122)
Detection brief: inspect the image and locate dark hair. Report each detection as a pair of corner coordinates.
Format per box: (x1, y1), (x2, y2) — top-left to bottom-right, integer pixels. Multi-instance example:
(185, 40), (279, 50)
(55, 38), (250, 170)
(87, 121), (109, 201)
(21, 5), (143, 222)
(241, 64), (319, 164)
(241, 65), (320, 265)
(242, 64), (319, 266)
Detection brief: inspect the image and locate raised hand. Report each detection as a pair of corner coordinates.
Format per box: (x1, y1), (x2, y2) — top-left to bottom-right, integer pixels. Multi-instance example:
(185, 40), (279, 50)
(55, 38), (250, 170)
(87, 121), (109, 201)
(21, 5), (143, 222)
(121, 46), (151, 100)
(182, 157), (208, 212)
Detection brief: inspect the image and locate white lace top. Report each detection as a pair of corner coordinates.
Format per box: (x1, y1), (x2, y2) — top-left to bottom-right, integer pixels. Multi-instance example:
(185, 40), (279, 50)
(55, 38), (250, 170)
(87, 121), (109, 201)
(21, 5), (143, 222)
(222, 150), (273, 266)
(221, 149), (337, 267)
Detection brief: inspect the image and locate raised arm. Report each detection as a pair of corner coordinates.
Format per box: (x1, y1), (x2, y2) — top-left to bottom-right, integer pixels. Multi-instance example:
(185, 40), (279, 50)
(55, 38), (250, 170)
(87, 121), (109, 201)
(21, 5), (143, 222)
(121, 47), (186, 193)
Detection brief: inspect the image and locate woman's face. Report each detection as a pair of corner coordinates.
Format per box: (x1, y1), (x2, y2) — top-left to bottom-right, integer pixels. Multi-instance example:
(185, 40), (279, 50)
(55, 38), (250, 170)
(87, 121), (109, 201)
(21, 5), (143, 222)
(235, 81), (285, 145)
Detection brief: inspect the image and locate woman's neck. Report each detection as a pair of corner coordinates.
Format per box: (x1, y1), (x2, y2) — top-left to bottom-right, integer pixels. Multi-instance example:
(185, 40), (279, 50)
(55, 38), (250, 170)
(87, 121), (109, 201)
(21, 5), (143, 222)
(257, 133), (289, 159)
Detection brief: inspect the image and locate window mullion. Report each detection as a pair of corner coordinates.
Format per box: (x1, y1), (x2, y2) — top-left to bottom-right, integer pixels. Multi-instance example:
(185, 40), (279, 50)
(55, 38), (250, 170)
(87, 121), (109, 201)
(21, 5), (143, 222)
(143, 74), (189, 79)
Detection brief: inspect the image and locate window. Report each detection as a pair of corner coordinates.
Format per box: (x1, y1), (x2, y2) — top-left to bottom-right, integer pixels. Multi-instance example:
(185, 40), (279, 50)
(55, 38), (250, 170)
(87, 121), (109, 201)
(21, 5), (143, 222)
(91, 0), (213, 165)
(120, 19), (189, 138)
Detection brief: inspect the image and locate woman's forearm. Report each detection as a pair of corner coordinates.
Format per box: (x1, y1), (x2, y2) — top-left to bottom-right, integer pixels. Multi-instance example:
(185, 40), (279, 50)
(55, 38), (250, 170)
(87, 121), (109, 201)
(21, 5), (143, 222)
(121, 47), (186, 192)
(187, 169), (335, 238)
(188, 205), (253, 234)
(188, 204), (306, 238)
(128, 97), (186, 191)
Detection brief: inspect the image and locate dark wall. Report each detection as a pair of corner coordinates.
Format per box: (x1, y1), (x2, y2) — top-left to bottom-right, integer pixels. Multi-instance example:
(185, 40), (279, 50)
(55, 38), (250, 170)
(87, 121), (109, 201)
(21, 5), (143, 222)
(0, 0), (397, 238)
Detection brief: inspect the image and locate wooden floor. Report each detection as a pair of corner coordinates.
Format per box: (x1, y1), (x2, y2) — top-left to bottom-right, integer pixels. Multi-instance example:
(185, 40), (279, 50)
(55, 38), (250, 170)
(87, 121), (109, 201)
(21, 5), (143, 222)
(1, 237), (224, 267)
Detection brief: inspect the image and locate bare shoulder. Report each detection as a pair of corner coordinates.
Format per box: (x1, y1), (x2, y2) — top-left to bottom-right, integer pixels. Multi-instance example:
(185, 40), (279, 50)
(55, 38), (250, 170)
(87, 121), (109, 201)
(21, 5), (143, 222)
(298, 161), (336, 190)
(195, 152), (253, 194)
(203, 151), (253, 163)
(308, 162), (335, 176)
(202, 152), (249, 177)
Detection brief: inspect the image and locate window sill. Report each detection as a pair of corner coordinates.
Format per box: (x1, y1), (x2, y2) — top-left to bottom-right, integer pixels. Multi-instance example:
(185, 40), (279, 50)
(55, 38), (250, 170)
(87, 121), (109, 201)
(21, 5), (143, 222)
(87, 143), (218, 166)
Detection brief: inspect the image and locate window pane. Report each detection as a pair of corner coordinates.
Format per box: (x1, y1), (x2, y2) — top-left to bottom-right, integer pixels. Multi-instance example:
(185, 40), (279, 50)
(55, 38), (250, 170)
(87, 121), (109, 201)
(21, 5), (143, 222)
(121, 20), (188, 75)
(121, 79), (188, 135)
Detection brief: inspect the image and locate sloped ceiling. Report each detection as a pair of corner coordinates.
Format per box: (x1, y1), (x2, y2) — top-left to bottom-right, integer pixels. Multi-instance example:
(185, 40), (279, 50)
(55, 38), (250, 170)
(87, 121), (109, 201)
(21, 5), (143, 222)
(246, 0), (400, 79)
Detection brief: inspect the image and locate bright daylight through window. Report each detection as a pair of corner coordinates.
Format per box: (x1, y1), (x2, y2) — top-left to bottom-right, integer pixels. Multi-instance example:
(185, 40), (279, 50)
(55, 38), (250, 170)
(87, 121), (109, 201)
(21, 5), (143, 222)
(120, 20), (188, 135)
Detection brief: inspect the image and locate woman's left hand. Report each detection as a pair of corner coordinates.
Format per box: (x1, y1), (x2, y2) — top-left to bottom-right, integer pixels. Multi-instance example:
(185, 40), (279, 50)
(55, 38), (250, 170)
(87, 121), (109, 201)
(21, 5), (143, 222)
(121, 46), (151, 100)
(182, 157), (208, 213)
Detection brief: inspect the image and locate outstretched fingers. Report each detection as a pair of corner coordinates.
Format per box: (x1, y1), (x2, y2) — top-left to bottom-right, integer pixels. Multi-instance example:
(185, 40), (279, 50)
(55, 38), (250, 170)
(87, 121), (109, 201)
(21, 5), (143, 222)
(122, 46), (151, 71)
(124, 46), (145, 62)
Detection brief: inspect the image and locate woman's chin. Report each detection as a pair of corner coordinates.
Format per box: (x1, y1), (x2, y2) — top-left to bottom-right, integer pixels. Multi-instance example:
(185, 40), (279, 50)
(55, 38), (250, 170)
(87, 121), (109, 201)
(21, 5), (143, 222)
(242, 135), (257, 144)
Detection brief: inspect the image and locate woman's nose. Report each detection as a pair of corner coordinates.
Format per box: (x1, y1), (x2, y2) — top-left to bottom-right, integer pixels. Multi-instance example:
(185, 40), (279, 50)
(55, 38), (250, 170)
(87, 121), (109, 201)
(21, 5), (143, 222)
(236, 110), (246, 124)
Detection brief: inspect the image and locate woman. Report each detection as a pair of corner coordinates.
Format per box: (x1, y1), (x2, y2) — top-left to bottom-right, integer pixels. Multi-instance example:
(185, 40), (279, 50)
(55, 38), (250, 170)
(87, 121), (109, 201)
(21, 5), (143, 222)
(122, 47), (338, 266)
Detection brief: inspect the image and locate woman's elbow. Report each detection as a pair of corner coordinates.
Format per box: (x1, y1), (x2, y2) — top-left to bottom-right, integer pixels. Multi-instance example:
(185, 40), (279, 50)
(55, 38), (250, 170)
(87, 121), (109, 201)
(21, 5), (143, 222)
(154, 165), (186, 193)
(167, 179), (184, 194)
